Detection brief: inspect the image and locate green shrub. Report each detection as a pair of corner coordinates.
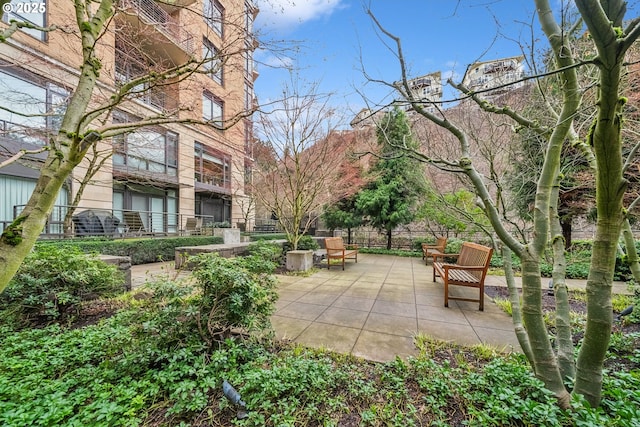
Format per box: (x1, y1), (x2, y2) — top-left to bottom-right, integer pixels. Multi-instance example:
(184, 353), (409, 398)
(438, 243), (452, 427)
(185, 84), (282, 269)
(190, 253), (279, 344)
(0, 246), (123, 324)
(250, 233), (287, 241)
(247, 241), (283, 269)
(283, 235), (319, 252)
(37, 236), (223, 265)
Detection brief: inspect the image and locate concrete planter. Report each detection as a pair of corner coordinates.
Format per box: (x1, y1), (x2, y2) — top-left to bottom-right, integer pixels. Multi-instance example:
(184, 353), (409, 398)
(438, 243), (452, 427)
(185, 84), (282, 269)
(213, 228), (241, 244)
(286, 250), (314, 271)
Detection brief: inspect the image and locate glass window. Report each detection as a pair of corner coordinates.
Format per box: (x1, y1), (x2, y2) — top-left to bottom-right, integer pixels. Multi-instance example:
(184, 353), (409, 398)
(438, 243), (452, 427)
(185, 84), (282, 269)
(202, 38), (223, 85)
(203, 0), (223, 36)
(112, 111), (178, 175)
(203, 92), (223, 127)
(0, 69), (67, 146)
(2, 0), (47, 40)
(194, 142), (230, 188)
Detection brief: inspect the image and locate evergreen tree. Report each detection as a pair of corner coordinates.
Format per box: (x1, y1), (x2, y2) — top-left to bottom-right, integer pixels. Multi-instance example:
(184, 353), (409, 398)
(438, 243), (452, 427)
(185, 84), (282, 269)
(356, 108), (427, 249)
(322, 197), (362, 244)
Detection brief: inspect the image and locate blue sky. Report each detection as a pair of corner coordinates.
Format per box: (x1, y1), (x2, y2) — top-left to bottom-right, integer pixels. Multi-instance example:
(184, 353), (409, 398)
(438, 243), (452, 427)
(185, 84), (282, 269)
(253, 0), (543, 122)
(253, 0), (640, 124)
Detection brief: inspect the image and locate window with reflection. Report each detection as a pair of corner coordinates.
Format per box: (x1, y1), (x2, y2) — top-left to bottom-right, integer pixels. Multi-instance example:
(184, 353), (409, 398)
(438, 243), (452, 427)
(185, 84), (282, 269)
(2, 0), (47, 40)
(112, 112), (178, 176)
(202, 38), (223, 85)
(194, 142), (230, 189)
(203, 0), (224, 36)
(203, 91), (223, 128)
(0, 69), (67, 146)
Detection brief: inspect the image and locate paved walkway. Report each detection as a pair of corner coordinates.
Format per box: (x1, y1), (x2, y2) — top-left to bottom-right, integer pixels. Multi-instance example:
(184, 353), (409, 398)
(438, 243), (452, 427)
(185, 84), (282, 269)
(130, 254), (629, 363)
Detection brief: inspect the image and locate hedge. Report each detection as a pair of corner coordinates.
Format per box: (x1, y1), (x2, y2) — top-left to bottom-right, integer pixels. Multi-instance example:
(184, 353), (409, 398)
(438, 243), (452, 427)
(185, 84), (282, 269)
(36, 236), (223, 265)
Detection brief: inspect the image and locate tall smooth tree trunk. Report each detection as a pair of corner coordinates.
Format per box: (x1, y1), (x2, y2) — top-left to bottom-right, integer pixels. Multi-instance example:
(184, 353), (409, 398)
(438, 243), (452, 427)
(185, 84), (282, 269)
(572, 0), (633, 406)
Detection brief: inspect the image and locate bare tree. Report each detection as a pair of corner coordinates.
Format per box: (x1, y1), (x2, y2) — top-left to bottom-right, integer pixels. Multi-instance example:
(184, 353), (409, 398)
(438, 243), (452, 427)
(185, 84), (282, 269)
(363, 0), (640, 408)
(253, 78), (361, 250)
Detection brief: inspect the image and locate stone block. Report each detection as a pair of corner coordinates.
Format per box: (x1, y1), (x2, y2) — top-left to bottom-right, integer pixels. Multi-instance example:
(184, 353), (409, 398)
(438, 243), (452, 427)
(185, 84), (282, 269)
(286, 250), (314, 271)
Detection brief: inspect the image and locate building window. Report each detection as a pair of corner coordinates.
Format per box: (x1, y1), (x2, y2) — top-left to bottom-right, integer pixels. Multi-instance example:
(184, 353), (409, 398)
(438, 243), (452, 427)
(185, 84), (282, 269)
(244, 120), (252, 157)
(0, 69), (68, 146)
(194, 142), (231, 189)
(114, 42), (167, 110)
(202, 38), (223, 85)
(203, 91), (223, 127)
(2, 0), (47, 40)
(244, 82), (253, 111)
(204, 0), (224, 36)
(244, 45), (254, 79)
(112, 112), (178, 176)
(113, 186), (178, 234)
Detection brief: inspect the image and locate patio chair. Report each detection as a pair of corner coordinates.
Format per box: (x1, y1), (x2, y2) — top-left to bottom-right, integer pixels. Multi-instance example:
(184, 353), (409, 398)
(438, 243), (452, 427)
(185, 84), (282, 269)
(182, 217), (202, 235)
(122, 211), (147, 236)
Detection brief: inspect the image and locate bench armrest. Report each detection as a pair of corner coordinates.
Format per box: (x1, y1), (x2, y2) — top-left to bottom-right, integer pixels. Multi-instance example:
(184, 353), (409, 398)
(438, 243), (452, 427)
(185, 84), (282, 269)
(345, 243), (358, 249)
(433, 253), (459, 261)
(422, 243), (442, 249)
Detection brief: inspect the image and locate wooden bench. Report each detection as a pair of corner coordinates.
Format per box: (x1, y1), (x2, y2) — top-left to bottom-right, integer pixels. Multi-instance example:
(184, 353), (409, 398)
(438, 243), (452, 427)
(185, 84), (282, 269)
(422, 237), (447, 265)
(432, 242), (493, 311)
(324, 237), (358, 270)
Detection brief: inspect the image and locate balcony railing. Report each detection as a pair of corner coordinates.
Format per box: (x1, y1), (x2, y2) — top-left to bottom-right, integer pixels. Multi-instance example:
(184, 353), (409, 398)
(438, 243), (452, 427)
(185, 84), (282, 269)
(120, 0), (195, 55)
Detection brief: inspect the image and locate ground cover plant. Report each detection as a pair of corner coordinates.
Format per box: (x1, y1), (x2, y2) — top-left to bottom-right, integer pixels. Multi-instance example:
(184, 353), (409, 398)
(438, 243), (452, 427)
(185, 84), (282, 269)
(1, 297), (639, 426)
(1, 242), (639, 425)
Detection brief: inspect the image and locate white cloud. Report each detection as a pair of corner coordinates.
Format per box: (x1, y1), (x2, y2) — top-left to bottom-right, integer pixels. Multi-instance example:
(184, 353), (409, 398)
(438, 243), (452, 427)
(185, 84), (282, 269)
(256, 0), (345, 31)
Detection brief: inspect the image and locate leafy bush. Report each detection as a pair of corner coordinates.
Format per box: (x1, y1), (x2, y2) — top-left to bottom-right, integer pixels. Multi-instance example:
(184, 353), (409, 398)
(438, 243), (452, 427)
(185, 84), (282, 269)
(0, 246), (123, 323)
(246, 241), (283, 269)
(190, 253), (279, 344)
(249, 233), (287, 241)
(283, 235), (319, 252)
(359, 247), (422, 257)
(36, 236), (223, 265)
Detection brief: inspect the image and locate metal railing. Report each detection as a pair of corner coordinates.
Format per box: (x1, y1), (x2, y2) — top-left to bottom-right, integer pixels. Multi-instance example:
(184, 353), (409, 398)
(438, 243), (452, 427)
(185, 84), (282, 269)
(120, 0), (195, 55)
(3, 205), (238, 239)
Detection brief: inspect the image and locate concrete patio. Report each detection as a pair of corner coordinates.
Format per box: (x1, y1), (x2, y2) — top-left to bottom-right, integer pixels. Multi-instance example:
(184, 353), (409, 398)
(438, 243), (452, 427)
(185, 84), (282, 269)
(132, 253), (525, 362)
(270, 254), (521, 362)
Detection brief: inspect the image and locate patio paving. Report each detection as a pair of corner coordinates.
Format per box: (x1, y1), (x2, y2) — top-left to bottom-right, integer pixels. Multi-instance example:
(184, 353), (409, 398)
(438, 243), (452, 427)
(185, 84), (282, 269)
(271, 254), (520, 362)
(131, 253), (627, 363)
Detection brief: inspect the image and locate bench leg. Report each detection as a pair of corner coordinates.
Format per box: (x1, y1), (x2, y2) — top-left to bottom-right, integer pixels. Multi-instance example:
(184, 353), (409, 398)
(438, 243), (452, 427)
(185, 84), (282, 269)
(444, 281), (449, 307)
(479, 284), (484, 311)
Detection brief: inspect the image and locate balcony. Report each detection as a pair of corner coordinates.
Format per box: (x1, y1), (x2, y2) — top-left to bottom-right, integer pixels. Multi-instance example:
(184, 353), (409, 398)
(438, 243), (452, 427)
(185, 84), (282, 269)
(117, 0), (196, 65)
(195, 172), (232, 195)
(484, 61), (516, 74)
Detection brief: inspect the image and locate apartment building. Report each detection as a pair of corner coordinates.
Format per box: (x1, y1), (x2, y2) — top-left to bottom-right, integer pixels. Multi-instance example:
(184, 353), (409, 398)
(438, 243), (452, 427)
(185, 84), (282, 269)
(462, 56), (525, 101)
(405, 72), (443, 113)
(0, 0), (257, 235)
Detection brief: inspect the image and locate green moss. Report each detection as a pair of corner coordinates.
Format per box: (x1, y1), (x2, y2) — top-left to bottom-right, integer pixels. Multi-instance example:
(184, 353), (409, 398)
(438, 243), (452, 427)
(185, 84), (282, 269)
(0, 217), (26, 246)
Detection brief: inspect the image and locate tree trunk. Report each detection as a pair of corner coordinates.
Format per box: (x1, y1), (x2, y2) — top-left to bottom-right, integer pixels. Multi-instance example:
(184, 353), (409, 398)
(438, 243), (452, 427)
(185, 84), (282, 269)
(386, 229), (392, 250)
(572, 1), (631, 405)
(621, 218), (640, 282)
(550, 180), (576, 382)
(560, 218), (572, 249)
(501, 245), (535, 363)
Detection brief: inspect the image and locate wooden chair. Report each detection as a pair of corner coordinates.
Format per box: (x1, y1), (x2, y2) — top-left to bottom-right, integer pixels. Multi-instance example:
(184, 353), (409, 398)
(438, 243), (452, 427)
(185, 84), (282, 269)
(422, 237), (447, 265)
(182, 217), (202, 235)
(432, 242), (493, 311)
(122, 211), (146, 236)
(324, 237), (358, 270)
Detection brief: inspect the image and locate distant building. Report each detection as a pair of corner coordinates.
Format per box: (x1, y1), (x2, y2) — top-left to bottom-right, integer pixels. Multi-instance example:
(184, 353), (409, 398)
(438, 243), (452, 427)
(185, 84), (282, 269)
(462, 56), (525, 101)
(0, 0), (258, 235)
(405, 72), (443, 113)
